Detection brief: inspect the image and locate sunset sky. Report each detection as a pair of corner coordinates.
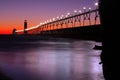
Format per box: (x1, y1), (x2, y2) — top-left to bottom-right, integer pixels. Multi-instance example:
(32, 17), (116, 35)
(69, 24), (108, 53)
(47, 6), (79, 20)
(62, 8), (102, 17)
(0, 0), (98, 34)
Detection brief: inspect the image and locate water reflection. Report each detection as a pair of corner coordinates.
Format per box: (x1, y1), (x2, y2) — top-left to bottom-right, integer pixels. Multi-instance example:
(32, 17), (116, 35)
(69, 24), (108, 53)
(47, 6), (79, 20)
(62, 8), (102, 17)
(0, 38), (103, 80)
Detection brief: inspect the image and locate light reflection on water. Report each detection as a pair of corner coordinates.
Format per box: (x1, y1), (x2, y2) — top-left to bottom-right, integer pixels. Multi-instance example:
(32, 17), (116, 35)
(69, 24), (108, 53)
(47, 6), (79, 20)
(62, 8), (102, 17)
(0, 39), (103, 80)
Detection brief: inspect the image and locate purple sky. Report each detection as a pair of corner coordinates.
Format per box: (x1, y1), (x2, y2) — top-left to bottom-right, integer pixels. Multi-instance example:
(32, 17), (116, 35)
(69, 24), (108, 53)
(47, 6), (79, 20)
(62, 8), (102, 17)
(0, 0), (98, 34)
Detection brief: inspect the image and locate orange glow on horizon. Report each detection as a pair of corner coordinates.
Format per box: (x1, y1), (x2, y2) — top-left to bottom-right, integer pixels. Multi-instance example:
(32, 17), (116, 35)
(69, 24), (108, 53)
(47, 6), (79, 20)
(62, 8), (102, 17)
(0, 20), (40, 34)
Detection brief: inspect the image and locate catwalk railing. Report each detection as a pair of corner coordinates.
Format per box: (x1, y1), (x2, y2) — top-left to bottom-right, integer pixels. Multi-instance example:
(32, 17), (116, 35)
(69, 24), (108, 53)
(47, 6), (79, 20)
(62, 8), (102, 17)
(16, 7), (100, 34)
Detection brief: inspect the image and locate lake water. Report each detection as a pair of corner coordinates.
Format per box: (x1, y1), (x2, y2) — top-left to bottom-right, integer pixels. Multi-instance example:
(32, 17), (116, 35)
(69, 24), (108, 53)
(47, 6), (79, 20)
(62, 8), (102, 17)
(0, 38), (104, 80)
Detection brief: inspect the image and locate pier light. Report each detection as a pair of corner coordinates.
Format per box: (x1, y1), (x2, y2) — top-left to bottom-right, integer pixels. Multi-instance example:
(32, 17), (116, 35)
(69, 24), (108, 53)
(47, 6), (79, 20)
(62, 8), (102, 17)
(53, 18), (55, 21)
(47, 20), (49, 23)
(83, 7), (86, 12)
(94, 2), (98, 9)
(61, 15), (64, 17)
(66, 13), (70, 17)
(40, 23), (43, 25)
(50, 19), (52, 22)
(79, 10), (82, 13)
(40, 23), (42, 25)
(83, 7), (86, 10)
(57, 16), (60, 20)
(60, 15), (64, 19)
(89, 7), (91, 11)
(74, 10), (77, 13)
(66, 15), (68, 17)
(57, 16), (59, 19)
(67, 13), (70, 15)
(45, 21), (47, 24)
(95, 2), (98, 6)
(74, 10), (78, 15)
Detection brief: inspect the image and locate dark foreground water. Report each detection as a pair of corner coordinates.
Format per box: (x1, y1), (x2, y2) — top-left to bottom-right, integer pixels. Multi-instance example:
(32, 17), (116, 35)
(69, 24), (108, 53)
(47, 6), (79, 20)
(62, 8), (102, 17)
(0, 38), (104, 80)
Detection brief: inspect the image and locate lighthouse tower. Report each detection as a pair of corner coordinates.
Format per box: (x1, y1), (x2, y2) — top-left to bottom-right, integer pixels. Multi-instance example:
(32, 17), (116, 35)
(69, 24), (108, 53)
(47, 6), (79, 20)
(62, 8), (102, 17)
(24, 20), (27, 34)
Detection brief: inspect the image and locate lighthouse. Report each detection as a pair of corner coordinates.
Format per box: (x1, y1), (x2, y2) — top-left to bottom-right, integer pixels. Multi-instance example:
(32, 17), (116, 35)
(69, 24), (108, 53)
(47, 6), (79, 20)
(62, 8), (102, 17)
(24, 20), (27, 34)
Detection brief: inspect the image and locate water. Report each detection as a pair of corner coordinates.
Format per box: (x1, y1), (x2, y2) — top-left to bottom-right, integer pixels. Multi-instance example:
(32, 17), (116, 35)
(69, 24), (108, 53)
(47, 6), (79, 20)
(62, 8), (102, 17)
(0, 38), (104, 80)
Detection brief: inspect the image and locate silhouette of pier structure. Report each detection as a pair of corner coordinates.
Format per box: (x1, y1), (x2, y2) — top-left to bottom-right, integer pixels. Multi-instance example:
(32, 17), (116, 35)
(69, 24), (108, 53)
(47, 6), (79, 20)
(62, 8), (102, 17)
(15, 2), (102, 41)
